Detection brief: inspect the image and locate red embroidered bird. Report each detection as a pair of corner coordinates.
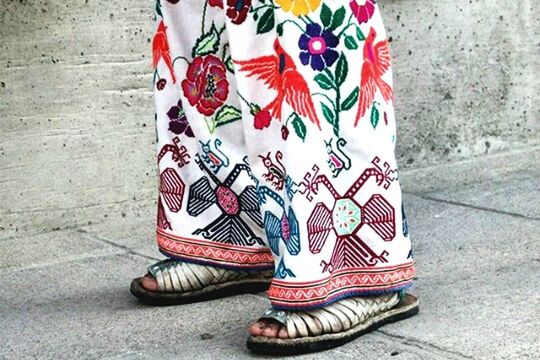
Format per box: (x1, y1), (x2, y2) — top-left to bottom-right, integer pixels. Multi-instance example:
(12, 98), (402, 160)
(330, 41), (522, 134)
(355, 26), (393, 126)
(152, 20), (176, 84)
(235, 39), (321, 129)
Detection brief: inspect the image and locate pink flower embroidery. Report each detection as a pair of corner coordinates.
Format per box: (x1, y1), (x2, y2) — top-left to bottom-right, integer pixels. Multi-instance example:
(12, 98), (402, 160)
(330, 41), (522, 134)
(349, 0), (377, 24)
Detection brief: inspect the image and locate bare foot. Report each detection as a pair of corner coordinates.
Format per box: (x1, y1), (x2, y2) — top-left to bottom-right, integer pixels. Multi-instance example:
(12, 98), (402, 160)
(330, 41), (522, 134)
(249, 319), (289, 339)
(140, 274), (159, 291)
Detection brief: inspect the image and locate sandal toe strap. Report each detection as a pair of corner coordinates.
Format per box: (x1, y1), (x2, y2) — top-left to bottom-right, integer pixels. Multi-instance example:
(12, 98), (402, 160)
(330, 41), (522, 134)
(148, 260), (206, 292)
(259, 292), (402, 339)
(147, 260), (257, 292)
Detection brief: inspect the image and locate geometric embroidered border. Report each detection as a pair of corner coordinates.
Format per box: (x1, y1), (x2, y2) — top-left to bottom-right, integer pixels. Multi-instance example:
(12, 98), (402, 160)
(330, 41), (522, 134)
(268, 261), (415, 309)
(157, 228), (274, 269)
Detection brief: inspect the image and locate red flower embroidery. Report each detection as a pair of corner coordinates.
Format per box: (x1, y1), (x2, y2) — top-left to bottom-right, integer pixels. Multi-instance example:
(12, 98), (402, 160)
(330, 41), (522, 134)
(254, 110), (272, 129)
(281, 125), (289, 140)
(182, 55), (229, 116)
(208, 0), (223, 8)
(156, 78), (167, 90)
(226, 0), (252, 25)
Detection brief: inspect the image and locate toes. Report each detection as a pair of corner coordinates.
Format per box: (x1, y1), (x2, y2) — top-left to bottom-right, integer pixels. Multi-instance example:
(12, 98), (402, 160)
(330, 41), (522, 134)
(140, 274), (158, 291)
(278, 326), (289, 339)
(248, 321), (266, 336)
(249, 319), (288, 338)
(261, 322), (280, 338)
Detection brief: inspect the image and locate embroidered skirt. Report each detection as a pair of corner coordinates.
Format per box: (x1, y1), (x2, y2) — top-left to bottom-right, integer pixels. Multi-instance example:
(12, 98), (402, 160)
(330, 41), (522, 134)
(152, 0), (415, 310)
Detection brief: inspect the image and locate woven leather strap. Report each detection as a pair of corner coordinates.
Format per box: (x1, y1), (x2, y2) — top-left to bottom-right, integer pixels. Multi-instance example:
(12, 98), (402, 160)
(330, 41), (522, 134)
(148, 259), (272, 292)
(261, 292), (401, 338)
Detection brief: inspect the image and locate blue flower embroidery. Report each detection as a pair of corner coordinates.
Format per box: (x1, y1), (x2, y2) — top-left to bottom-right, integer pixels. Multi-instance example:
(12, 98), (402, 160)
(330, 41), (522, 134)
(298, 23), (339, 71)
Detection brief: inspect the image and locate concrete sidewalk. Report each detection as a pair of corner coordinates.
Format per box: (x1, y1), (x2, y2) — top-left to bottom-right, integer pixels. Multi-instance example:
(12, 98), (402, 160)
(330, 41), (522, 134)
(1, 147), (539, 360)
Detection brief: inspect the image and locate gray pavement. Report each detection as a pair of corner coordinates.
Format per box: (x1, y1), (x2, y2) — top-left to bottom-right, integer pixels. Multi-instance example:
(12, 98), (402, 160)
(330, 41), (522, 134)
(1, 147), (539, 360)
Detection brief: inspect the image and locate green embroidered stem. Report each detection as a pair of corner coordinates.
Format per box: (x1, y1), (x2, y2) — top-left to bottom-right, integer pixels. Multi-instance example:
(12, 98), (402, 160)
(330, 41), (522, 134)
(278, 19), (305, 32)
(251, 4), (279, 13)
(284, 113), (294, 126)
(221, 43), (229, 60)
(172, 56), (190, 68)
(337, 13), (354, 37)
(313, 92), (335, 107)
(201, 0), (208, 34)
(322, 67), (341, 135)
(334, 86), (341, 136)
(236, 91), (251, 107)
(303, 15), (316, 24)
(218, 24), (226, 37)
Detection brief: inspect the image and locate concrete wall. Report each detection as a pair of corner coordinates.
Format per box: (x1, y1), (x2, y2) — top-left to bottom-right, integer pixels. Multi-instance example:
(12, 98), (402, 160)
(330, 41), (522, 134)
(1, 0), (538, 239)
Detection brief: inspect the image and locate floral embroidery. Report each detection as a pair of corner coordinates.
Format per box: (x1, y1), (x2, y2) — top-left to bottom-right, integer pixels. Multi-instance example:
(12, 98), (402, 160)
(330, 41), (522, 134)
(226, 0), (252, 24)
(182, 55), (230, 116)
(332, 198), (361, 235)
(156, 78), (167, 90)
(254, 109), (272, 129)
(152, 0), (415, 310)
(298, 23), (339, 71)
(208, 0), (223, 8)
(350, 0), (377, 24)
(167, 100), (194, 137)
(276, 0), (321, 17)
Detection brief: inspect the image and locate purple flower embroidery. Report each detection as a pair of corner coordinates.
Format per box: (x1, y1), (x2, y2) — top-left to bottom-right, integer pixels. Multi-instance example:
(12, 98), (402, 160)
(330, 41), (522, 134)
(298, 23), (339, 71)
(167, 100), (194, 137)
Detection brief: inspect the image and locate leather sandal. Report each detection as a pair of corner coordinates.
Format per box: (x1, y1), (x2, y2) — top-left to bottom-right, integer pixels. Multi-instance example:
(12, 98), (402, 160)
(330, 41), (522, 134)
(130, 259), (273, 306)
(247, 291), (419, 355)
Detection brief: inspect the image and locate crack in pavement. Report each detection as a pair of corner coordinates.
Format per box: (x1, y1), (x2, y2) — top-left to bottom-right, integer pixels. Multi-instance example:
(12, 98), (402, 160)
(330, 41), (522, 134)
(0, 250), (126, 273)
(405, 192), (540, 221)
(0, 222), (103, 242)
(76, 228), (159, 261)
(375, 330), (474, 359)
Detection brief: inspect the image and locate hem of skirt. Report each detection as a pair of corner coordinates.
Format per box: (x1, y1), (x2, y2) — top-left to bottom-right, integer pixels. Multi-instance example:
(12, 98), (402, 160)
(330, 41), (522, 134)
(156, 227), (275, 271)
(267, 262), (416, 311)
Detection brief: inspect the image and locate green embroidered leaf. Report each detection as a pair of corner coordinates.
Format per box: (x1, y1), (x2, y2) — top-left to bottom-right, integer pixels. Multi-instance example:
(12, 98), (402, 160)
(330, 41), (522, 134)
(314, 73), (334, 90)
(224, 54), (234, 73)
(335, 54), (348, 87)
(344, 35), (358, 50)
(356, 26), (366, 41)
(277, 23), (284, 36)
(205, 116), (216, 134)
(370, 103), (380, 129)
(321, 102), (335, 125)
(291, 114), (307, 141)
(257, 9), (275, 34)
(155, 0), (162, 17)
(330, 6), (346, 30)
(320, 4), (332, 28)
(341, 87), (359, 111)
(192, 24), (220, 57)
(214, 105), (242, 127)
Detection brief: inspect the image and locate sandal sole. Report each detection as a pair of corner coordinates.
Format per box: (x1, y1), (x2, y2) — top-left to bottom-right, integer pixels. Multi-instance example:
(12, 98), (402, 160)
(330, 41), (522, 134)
(130, 277), (271, 306)
(246, 293), (419, 355)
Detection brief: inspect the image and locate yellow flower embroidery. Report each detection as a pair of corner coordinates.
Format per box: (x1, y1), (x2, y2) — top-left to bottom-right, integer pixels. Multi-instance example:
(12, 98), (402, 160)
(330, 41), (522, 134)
(276, 0), (321, 17)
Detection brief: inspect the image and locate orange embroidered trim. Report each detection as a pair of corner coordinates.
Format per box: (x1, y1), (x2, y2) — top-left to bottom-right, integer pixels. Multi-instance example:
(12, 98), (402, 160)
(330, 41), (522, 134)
(156, 228), (274, 267)
(268, 261), (415, 308)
